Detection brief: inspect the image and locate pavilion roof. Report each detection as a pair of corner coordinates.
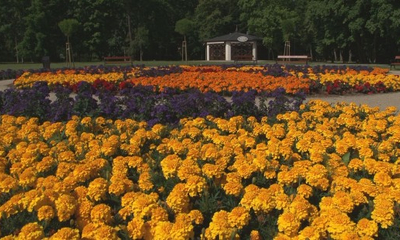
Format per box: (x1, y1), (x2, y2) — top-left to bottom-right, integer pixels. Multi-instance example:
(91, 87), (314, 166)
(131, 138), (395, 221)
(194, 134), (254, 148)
(206, 31), (262, 42)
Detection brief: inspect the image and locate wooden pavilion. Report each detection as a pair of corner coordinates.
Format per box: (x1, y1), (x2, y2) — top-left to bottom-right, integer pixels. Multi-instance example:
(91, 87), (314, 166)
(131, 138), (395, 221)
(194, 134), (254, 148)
(205, 31), (261, 61)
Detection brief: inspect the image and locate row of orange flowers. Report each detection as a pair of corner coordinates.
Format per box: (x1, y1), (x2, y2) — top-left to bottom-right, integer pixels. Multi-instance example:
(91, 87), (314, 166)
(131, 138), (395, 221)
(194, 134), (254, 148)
(12, 65), (400, 94)
(1, 100), (400, 239)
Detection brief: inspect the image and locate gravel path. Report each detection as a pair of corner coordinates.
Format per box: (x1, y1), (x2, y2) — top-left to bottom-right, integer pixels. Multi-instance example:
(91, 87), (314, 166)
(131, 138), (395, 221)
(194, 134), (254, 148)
(1, 69), (400, 112)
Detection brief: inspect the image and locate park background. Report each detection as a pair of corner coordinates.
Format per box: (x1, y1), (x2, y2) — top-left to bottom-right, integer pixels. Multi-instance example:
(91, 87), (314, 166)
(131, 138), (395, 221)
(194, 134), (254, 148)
(1, 0), (400, 65)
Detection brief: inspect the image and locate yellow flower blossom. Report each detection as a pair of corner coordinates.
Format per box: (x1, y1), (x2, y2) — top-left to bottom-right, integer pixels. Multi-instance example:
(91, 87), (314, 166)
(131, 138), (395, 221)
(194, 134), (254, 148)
(49, 227), (80, 240)
(55, 194), (77, 222)
(87, 177), (108, 201)
(356, 218), (378, 238)
(228, 206), (250, 229)
(91, 204), (113, 225)
(37, 205), (55, 221)
(127, 217), (145, 239)
(17, 222), (44, 240)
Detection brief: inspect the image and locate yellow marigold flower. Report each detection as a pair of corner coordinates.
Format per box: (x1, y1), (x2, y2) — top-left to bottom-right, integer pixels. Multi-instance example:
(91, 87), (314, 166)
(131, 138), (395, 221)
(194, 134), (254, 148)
(371, 194), (394, 228)
(184, 175), (206, 197)
(17, 222), (44, 240)
(297, 184), (313, 199)
(274, 192), (290, 210)
(160, 154), (181, 179)
(348, 158), (364, 172)
(87, 177), (108, 202)
(109, 176), (133, 196)
(202, 163), (223, 179)
(252, 188), (275, 213)
(357, 218), (378, 238)
(188, 209), (203, 225)
(228, 206), (250, 229)
(171, 213), (195, 239)
(305, 164), (330, 190)
(166, 183), (189, 214)
(250, 230), (261, 240)
(130, 192), (159, 219)
(91, 204), (112, 225)
(349, 190), (368, 206)
(339, 231), (361, 240)
(332, 191), (354, 213)
(127, 217), (145, 239)
(240, 184), (259, 210)
(80, 116), (92, 127)
(373, 171), (392, 187)
(298, 226), (322, 240)
(0, 173), (18, 193)
(49, 227), (80, 240)
(223, 179), (243, 197)
(277, 211), (300, 237)
(55, 194), (77, 222)
(37, 205), (55, 221)
(18, 167), (37, 188)
(75, 199), (93, 222)
(82, 223), (119, 240)
(36, 156), (55, 173)
(153, 221), (173, 240)
(326, 212), (356, 239)
(151, 206), (169, 222)
(138, 171), (154, 191)
(177, 159), (201, 181)
(206, 210), (234, 240)
(357, 178), (378, 197)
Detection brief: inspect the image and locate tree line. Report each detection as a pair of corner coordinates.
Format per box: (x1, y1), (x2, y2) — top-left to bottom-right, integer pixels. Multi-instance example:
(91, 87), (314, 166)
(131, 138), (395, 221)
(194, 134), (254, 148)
(1, 0), (400, 64)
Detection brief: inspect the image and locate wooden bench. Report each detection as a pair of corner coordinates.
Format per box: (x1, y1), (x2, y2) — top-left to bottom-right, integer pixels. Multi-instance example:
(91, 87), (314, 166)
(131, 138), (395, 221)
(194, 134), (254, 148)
(390, 56), (400, 69)
(103, 56), (132, 65)
(276, 55), (311, 65)
(233, 55), (257, 64)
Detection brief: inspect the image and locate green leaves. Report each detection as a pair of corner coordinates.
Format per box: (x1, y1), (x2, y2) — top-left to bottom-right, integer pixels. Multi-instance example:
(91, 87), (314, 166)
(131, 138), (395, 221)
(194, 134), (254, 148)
(58, 19), (80, 38)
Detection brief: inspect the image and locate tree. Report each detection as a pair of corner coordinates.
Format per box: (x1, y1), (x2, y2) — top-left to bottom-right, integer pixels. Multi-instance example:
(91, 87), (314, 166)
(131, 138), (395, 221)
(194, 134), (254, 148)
(58, 19), (80, 67)
(131, 26), (149, 61)
(0, 0), (29, 62)
(175, 18), (194, 61)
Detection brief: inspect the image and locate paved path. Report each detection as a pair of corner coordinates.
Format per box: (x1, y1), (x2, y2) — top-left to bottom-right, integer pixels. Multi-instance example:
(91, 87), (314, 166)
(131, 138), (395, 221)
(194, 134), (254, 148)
(1, 69), (400, 112)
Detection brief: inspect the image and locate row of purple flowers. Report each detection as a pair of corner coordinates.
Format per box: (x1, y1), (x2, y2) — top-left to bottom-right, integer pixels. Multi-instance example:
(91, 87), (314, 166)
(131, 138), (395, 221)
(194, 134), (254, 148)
(0, 81), (305, 125)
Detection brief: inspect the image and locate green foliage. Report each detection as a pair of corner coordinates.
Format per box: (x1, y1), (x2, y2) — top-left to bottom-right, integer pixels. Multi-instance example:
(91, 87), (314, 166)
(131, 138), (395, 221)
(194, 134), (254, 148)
(175, 18), (194, 36)
(58, 19), (79, 38)
(1, 0), (400, 62)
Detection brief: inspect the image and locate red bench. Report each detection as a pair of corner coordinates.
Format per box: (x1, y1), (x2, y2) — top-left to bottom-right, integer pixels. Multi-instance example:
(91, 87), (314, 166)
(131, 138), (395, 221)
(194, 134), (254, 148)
(103, 56), (132, 65)
(390, 56), (400, 69)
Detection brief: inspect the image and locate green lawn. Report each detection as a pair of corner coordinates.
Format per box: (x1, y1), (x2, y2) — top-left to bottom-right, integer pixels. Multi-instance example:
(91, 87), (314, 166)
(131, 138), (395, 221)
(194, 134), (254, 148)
(0, 60), (391, 71)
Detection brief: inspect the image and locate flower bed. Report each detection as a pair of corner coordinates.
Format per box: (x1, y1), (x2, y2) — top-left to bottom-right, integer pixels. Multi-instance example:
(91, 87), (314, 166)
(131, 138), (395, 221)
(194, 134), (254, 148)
(12, 64), (399, 95)
(0, 100), (400, 239)
(2, 64), (400, 239)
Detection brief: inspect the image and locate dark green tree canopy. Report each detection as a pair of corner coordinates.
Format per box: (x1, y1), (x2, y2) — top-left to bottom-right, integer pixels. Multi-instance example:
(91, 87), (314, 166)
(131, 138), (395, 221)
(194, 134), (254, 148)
(1, 0), (400, 63)
(58, 19), (80, 39)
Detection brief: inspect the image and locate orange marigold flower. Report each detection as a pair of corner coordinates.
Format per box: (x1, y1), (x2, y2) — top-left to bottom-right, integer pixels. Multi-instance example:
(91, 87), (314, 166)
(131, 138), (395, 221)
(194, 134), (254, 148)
(87, 177), (108, 202)
(55, 194), (77, 222)
(166, 183), (189, 214)
(206, 210), (234, 240)
(127, 217), (145, 239)
(37, 205), (55, 221)
(160, 154), (181, 179)
(373, 171), (392, 187)
(356, 218), (378, 238)
(49, 227), (80, 240)
(371, 194), (394, 228)
(91, 204), (113, 225)
(297, 184), (313, 199)
(277, 211), (301, 237)
(17, 222), (44, 240)
(228, 206), (250, 229)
